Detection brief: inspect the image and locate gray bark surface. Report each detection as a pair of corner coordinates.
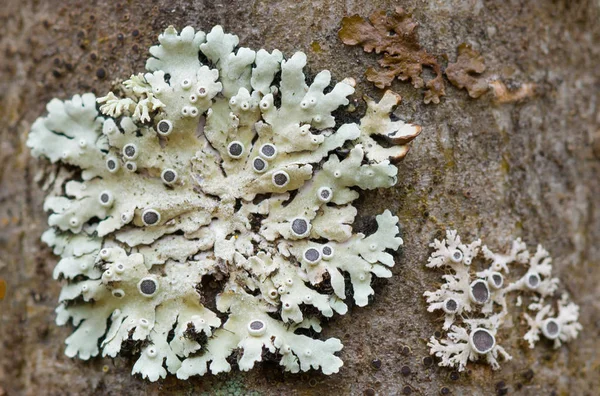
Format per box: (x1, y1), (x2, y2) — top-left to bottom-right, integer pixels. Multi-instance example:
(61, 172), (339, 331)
(1, 0), (598, 395)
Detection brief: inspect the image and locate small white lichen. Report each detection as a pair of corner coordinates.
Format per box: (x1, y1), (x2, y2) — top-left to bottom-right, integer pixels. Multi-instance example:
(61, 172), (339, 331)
(428, 314), (512, 371)
(28, 25), (421, 380)
(424, 230), (482, 330)
(523, 293), (582, 349)
(425, 230), (581, 372)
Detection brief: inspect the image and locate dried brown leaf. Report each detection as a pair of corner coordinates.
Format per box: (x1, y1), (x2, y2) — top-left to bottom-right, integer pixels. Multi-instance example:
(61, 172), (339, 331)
(339, 7), (445, 104)
(445, 43), (489, 98)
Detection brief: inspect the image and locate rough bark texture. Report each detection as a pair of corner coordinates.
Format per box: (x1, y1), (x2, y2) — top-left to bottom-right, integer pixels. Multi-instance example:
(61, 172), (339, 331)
(1, 0), (599, 395)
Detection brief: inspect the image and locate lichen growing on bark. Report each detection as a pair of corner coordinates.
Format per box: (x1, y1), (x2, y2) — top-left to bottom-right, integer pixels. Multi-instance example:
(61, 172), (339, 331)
(425, 230), (581, 372)
(27, 25), (421, 381)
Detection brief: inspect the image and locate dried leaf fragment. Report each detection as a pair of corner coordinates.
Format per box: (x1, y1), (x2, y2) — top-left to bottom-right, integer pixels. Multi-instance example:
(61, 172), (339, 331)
(445, 44), (489, 98)
(339, 7), (445, 104)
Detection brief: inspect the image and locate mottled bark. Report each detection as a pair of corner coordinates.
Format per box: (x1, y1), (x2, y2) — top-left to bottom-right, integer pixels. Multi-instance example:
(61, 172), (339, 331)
(1, 0), (599, 395)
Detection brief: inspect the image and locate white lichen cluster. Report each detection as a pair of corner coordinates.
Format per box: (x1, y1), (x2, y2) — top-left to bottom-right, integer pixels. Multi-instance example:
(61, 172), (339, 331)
(27, 26), (421, 380)
(424, 230), (581, 371)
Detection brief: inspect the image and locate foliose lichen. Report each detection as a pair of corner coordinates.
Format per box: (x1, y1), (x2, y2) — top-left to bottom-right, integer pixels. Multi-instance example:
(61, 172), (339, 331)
(27, 25), (421, 380)
(424, 230), (581, 372)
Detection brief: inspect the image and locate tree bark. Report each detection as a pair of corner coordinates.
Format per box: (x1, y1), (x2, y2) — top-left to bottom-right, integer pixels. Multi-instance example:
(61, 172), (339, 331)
(1, 0), (599, 395)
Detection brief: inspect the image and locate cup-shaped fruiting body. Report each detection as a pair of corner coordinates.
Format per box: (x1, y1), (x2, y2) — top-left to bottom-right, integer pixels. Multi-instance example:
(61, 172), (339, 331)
(125, 161), (137, 172)
(303, 247), (321, 265)
(240, 101), (251, 111)
(442, 298), (459, 314)
(142, 209), (161, 226)
(197, 86), (208, 97)
(99, 248), (111, 260)
(541, 318), (561, 340)
(138, 277), (159, 297)
(139, 318), (151, 328)
(259, 96), (273, 111)
(525, 272), (541, 290)
(227, 141), (245, 159)
(146, 346), (159, 358)
(290, 217), (310, 238)
(114, 262), (126, 274)
(272, 171), (290, 188)
(112, 289), (126, 298)
(317, 187), (333, 203)
(180, 79), (192, 90)
(121, 210), (134, 224)
(161, 169), (178, 185)
(106, 157), (120, 173)
(190, 315), (206, 326)
(123, 143), (139, 160)
(280, 344), (292, 354)
(488, 272), (504, 289)
(469, 279), (490, 305)
(156, 120), (173, 136)
(470, 328), (496, 354)
(98, 190), (114, 207)
(322, 245), (334, 260)
(252, 157), (268, 173)
(259, 143), (277, 160)
(450, 249), (463, 264)
(248, 320), (267, 337)
(102, 268), (114, 281)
